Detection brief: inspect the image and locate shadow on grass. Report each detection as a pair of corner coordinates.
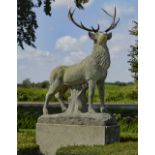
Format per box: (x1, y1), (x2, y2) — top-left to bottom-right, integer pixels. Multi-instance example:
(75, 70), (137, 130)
(120, 137), (138, 142)
(120, 132), (138, 142)
(17, 147), (43, 155)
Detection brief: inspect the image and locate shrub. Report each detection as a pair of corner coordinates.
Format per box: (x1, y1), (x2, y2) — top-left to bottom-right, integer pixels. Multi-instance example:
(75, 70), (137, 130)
(126, 90), (138, 100)
(105, 92), (124, 102)
(113, 113), (138, 133)
(17, 105), (138, 134)
(17, 105), (61, 129)
(17, 88), (52, 101)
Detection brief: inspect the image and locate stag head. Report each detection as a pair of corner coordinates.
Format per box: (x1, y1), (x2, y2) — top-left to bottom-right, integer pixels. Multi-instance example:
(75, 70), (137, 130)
(68, 7), (120, 45)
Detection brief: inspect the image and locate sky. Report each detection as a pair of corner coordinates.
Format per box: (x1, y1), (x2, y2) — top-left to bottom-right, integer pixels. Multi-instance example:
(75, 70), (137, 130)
(17, 0), (138, 83)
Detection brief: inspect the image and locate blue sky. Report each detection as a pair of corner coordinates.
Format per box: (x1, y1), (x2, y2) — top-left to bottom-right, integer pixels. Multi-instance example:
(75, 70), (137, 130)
(17, 0), (138, 83)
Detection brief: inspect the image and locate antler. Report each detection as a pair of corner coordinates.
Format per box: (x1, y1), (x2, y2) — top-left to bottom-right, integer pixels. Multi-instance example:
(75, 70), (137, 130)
(102, 7), (120, 32)
(68, 9), (100, 32)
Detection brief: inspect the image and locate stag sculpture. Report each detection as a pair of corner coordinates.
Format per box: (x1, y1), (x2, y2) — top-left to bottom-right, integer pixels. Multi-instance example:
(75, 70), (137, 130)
(43, 7), (120, 115)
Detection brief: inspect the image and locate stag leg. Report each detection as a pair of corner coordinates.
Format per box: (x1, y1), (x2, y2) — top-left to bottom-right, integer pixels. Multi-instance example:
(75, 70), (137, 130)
(88, 80), (96, 113)
(97, 80), (107, 112)
(55, 87), (68, 112)
(43, 80), (61, 115)
(43, 86), (53, 115)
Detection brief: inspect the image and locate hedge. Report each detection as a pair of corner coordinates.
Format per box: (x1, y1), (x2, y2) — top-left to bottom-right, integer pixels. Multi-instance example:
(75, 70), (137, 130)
(17, 104), (138, 133)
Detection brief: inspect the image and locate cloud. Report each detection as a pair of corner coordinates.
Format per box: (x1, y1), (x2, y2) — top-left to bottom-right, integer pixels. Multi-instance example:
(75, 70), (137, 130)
(53, 0), (93, 8)
(55, 34), (90, 64)
(95, 2), (137, 59)
(17, 45), (57, 69)
(17, 35), (90, 82)
(55, 35), (89, 52)
(64, 50), (87, 64)
(55, 36), (78, 52)
(96, 2), (136, 33)
(102, 2), (135, 18)
(53, 0), (70, 7)
(17, 46), (61, 82)
(108, 32), (135, 58)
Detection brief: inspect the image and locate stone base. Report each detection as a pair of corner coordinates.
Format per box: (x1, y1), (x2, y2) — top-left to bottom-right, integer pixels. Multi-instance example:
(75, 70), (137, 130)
(36, 113), (120, 155)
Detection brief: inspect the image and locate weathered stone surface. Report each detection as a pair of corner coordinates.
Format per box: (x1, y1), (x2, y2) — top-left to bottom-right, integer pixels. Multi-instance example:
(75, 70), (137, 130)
(66, 84), (88, 113)
(38, 112), (117, 126)
(36, 113), (120, 155)
(43, 8), (120, 115)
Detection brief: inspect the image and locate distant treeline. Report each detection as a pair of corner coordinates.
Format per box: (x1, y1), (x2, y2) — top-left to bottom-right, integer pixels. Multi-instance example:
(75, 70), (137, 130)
(18, 79), (49, 88)
(18, 78), (134, 88)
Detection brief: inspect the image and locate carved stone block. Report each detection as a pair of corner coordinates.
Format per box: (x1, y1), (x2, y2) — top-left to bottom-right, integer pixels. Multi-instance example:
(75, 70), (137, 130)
(36, 113), (120, 155)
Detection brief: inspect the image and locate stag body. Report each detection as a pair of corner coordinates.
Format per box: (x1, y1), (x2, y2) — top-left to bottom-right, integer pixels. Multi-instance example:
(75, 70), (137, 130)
(43, 8), (119, 115)
(56, 43), (110, 86)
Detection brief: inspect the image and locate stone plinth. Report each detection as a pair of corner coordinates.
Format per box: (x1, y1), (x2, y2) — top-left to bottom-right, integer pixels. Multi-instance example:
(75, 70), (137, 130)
(36, 113), (120, 155)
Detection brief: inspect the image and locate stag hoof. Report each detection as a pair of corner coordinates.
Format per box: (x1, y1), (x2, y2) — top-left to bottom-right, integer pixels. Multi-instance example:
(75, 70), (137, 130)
(101, 107), (108, 113)
(43, 108), (48, 115)
(100, 106), (107, 112)
(100, 106), (104, 113)
(88, 108), (96, 113)
(61, 106), (67, 112)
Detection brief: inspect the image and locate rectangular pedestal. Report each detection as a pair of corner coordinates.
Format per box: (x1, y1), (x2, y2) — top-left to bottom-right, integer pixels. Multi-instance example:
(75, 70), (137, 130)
(36, 123), (120, 155)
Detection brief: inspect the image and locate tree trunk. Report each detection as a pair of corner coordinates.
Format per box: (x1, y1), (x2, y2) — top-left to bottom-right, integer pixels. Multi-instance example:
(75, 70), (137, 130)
(66, 84), (88, 114)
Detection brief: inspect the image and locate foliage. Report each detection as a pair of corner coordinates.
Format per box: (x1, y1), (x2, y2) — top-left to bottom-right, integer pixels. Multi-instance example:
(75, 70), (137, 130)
(38, 80), (49, 88)
(128, 21), (138, 82)
(114, 114), (138, 133)
(17, 104), (61, 129)
(17, 87), (50, 101)
(17, 0), (39, 49)
(129, 21), (138, 36)
(17, 107), (40, 129)
(22, 78), (32, 88)
(98, 83), (137, 103)
(120, 132), (138, 142)
(56, 142), (138, 155)
(19, 79), (50, 88)
(74, 0), (89, 9)
(17, 0), (89, 49)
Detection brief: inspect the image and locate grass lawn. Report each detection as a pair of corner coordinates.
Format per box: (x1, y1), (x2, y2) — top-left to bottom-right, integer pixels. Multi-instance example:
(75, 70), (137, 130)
(17, 129), (138, 155)
(17, 130), (40, 155)
(57, 142), (138, 155)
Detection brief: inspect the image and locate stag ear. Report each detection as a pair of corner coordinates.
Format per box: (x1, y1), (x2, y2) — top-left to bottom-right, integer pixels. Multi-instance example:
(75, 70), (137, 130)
(107, 32), (112, 40)
(88, 32), (96, 40)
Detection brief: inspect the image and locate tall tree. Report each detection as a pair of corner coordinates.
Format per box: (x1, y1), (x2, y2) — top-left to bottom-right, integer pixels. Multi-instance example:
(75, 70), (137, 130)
(22, 78), (32, 87)
(128, 21), (138, 82)
(17, 0), (89, 49)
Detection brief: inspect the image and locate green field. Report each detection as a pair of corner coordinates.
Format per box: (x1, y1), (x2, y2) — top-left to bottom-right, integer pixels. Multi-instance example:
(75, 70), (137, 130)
(17, 83), (138, 104)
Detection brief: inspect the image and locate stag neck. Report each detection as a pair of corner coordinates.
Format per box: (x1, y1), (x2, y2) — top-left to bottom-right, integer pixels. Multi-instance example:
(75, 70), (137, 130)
(92, 43), (109, 57)
(93, 43), (108, 51)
